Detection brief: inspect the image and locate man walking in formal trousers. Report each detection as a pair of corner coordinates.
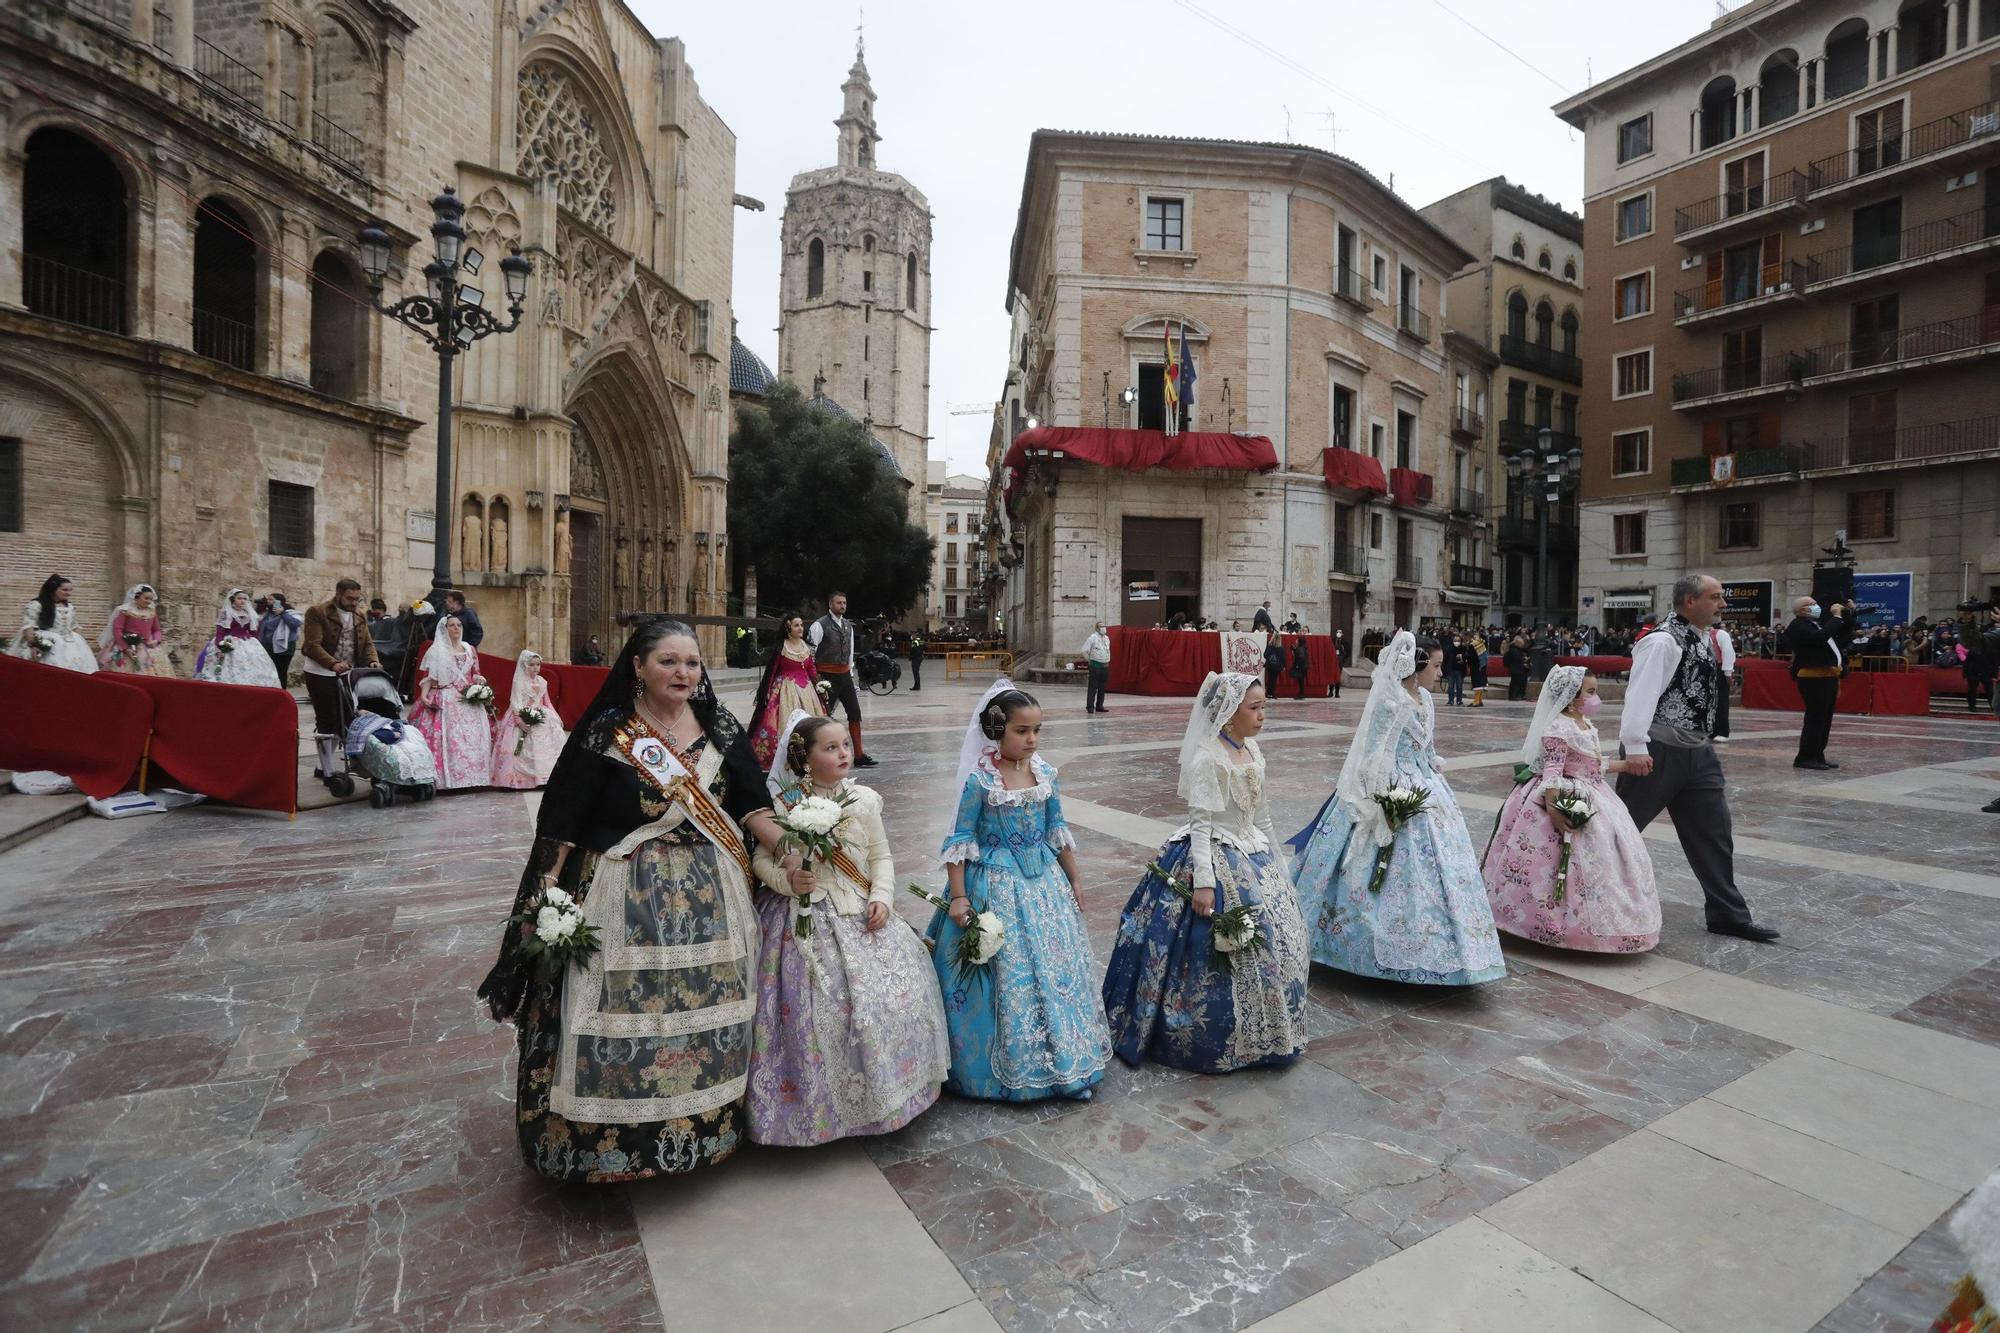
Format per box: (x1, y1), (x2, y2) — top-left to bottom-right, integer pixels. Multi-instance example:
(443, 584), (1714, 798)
(808, 591), (877, 766)
(1781, 595), (1852, 771)
(1082, 621), (1112, 713)
(1616, 573), (1780, 943)
(1252, 601), (1276, 635)
(1710, 620), (1737, 741)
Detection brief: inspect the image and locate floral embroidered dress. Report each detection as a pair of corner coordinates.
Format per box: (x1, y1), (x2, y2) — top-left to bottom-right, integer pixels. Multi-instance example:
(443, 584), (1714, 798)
(749, 643), (824, 769)
(1483, 712), (1660, 952)
(477, 708), (770, 1184)
(98, 596), (172, 676)
(923, 754), (1110, 1101)
(746, 780), (948, 1145)
(1102, 739), (1309, 1072)
(10, 601), (98, 796)
(413, 640), (492, 789)
(196, 601), (281, 688)
(1289, 688), (1506, 986)
(491, 656), (567, 789)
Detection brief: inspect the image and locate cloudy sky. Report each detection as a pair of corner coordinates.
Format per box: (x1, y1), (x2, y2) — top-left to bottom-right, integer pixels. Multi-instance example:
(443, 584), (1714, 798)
(632, 0), (1727, 475)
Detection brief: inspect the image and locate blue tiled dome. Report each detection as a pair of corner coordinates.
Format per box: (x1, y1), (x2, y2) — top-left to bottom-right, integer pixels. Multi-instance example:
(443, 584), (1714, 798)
(730, 337), (776, 397)
(809, 389), (905, 481)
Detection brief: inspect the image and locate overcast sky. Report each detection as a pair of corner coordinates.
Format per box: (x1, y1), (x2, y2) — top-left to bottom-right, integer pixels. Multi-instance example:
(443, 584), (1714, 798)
(631, 0), (1725, 476)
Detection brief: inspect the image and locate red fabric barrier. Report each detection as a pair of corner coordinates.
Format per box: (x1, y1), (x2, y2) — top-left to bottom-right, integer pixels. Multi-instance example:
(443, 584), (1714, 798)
(1927, 665), (1975, 695)
(1321, 447), (1388, 496)
(1738, 662), (1872, 714)
(541, 664), (610, 729)
(1869, 673), (1931, 715)
(1106, 629), (1339, 698)
(0, 655), (154, 798)
(1481, 655), (1633, 679)
(120, 675), (297, 813)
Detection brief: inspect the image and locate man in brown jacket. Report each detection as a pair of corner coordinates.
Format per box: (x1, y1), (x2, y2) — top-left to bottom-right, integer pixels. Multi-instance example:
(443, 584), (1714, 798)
(301, 578), (380, 737)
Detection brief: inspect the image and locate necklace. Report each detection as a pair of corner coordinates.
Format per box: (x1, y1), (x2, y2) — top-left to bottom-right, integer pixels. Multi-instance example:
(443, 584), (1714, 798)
(1219, 730), (1244, 750)
(635, 698), (688, 739)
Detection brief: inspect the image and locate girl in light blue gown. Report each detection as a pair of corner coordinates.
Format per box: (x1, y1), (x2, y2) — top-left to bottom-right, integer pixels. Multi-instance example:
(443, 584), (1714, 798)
(1288, 631), (1506, 987)
(923, 682), (1110, 1101)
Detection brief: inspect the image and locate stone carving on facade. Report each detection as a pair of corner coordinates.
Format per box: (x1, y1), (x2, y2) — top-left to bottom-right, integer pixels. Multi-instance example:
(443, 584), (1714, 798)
(612, 524), (632, 598)
(662, 536), (679, 609)
(569, 425), (606, 500)
(637, 530), (657, 603)
(489, 512), (509, 572)
(461, 511), (485, 572)
(464, 187), (522, 248)
(517, 62), (618, 236)
(553, 507), (572, 573)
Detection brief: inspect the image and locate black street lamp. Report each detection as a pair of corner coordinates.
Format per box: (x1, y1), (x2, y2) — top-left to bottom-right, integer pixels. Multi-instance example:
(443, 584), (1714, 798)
(1505, 427), (1582, 623)
(356, 186), (533, 608)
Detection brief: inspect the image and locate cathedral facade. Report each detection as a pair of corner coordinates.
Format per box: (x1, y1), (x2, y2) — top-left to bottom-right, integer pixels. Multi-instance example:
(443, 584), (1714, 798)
(0, 0), (738, 664)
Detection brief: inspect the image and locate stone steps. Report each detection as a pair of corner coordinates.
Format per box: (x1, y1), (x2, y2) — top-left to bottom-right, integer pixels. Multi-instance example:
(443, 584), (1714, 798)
(0, 784), (90, 853)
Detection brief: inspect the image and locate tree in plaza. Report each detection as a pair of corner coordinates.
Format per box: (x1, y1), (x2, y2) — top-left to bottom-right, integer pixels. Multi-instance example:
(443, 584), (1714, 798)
(728, 381), (935, 618)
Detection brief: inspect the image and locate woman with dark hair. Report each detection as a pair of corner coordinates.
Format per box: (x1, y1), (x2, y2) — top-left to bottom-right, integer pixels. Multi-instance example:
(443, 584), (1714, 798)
(13, 574), (98, 673)
(1287, 631), (1505, 987)
(747, 612), (825, 768)
(477, 618), (786, 1184)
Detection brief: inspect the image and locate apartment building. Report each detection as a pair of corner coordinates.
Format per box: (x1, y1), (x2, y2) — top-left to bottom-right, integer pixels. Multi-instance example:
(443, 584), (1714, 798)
(1557, 0), (2000, 628)
(923, 462), (987, 629)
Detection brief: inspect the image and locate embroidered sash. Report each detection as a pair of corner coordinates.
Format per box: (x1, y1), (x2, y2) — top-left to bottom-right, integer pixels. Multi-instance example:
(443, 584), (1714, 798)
(616, 723), (750, 872)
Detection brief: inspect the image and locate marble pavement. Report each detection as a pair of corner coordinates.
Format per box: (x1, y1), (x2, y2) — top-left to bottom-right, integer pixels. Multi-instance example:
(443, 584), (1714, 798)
(1, 673), (1998, 1331)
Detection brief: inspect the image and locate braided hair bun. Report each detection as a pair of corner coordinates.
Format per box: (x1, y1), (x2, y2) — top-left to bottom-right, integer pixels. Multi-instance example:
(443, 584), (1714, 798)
(787, 716), (846, 775)
(978, 689), (1040, 741)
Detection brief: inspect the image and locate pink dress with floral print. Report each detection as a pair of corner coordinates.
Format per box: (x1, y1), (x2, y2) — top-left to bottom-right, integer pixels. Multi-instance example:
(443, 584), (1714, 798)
(413, 645), (493, 790)
(1482, 713), (1660, 953)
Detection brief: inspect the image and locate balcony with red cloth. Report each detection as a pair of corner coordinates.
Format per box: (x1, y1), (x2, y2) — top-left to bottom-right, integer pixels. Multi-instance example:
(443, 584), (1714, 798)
(1002, 426), (1279, 491)
(1388, 467), (1434, 508)
(1321, 446), (1388, 497)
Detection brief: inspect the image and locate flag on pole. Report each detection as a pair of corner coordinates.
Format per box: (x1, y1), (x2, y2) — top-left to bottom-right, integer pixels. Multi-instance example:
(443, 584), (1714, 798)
(1163, 321), (1181, 435)
(1179, 323), (1196, 423)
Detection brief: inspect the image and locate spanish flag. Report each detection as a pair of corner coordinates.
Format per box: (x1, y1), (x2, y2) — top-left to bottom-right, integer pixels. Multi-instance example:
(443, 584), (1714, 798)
(1163, 320), (1181, 432)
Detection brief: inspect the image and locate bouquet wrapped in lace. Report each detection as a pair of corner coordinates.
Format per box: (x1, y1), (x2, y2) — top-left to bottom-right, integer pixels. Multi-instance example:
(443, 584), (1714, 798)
(1546, 787), (1595, 906)
(507, 885), (601, 979)
(1367, 786), (1431, 894)
(514, 705), (547, 755)
(774, 792), (854, 938)
(906, 883), (1004, 981)
(1146, 861), (1265, 975)
(462, 682), (495, 709)
(26, 631), (54, 660)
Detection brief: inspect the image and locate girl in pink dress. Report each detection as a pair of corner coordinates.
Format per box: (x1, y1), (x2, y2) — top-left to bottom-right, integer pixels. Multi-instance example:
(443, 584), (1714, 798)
(411, 615), (492, 790)
(1482, 667), (1660, 952)
(97, 583), (173, 676)
(748, 613), (826, 769)
(490, 650), (567, 789)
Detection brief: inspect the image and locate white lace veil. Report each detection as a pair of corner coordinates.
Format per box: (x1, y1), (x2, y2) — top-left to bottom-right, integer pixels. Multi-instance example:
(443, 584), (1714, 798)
(511, 650), (543, 711)
(100, 583), (156, 650)
(766, 706), (814, 797)
(1520, 665), (1588, 766)
(1334, 630), (1421, 847)
(421, 616), (473, 687)
(954, 676), (1017, 796)
(215, 588), (254, 630)
(1177, 671), (1258, 807)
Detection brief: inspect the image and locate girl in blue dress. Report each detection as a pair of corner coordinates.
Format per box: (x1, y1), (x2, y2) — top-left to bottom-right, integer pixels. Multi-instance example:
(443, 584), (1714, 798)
(1288, 631), (1506, 987)
(1102, 672), (1309, 1072)
(925, 681), (1110, 1101)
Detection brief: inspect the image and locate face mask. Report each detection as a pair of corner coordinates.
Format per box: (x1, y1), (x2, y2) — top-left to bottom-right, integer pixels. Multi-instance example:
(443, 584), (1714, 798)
(1577, 694), (1603, 717)
(1805, 604), (1821, 618)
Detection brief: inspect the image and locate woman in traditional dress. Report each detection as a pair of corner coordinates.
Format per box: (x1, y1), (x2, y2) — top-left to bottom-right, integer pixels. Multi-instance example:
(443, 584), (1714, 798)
(748, 613), (825, 768)
(491, 649), (567, 789)
(9, 574), (99, 795)
(411, 614), (492, 789)
(1482, 667), (1660, 952)
(1102, 672), (1309, 1072)
(97, 583), (173, 675)
(921, 682), (1111, 1101)
(477, 619), (786, 1184)
(746, 711), (948, 1145)
(1288, 631), (1506, 986)
(195, 589), (281, 687)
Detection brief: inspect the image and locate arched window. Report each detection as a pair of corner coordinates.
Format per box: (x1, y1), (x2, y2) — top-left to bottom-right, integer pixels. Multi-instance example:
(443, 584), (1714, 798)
(1510, 236), (1526, 260)
(863, 234), (875, 254)
(1699, 76), (1738, 149)
(1538, 248), (1552, 271)
(311, 13), (374, 172)
(1824, 18), (1871, 98)
(806, 237), (824, 298)
(1533, 299), (1555, 347)
(21, 127), (128, 334)
(1506, 291), (1528, 341)
(1897, 0), (1947, 72)
(1760, 50), (1801, 125)
(906, 251), (918, 308)
(309, 250), (366, 398)
(1563, 257), (1577, 282)
(1559, 309), (1579, 356)
(193, 198), (259, 370)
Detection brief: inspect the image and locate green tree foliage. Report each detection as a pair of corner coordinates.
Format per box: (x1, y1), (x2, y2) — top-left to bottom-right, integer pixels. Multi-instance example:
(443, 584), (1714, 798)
(729, 381), (935, 618)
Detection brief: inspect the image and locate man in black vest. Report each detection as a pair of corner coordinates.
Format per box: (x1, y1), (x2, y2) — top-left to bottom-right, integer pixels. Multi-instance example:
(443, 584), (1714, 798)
(1251, 601), (1276, 634)
(806, 591), (877, 766)
(1615, 573), (1779, 943)
(1781, 596), (1852, 771)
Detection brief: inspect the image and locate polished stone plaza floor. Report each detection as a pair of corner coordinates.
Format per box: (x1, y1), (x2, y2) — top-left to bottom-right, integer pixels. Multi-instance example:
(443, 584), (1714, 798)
(2, 676), (1998, 1331)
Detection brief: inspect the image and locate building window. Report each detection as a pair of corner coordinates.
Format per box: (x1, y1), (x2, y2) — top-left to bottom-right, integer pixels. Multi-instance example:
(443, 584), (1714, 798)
(862, 269), (873, 293)
(1506, 290), (1529, 340)
(1613, 349), (1653, 398)
(309, 251), (366, 398)
(1137, 363), (1190, 432)
(193, 197), (259, 371)
(1851, 293), (1900, 368)
(1144, 196), (1185, 251)
(863, 335), (870, 362)
(1612, 429), (1651, 476)
(1369, 420), (1385, 460)
(1699, 76), (1739, 149)
(1395, 411), (1416, 468)
(1510, 236), (1526, 260)
(1824, 18), (1871, 98)
(22, 127), (129, 335)
(945, 512), (959, 533)
(1612, 512), (1647, 555)
(945, 541), (957, 562)
(945, 595), (958, 617)
(1615, 192), (1653, 242)
(1614, 270), (1652, 320)
(1848, 487), (1896, 540)
(1369, 511), (1384, 549)
(1898, 0), (1947, 72)
(1560, 310), (1579, 356)
(1332, 384), (1355, 449)
(945, 568), (957, 589)
(0, 437), (20, 532)
(1371, 253), (1388, 293)
(268, 481), (314, 558)
(1852, 197), (1904, 271)
(1534, 299), (1554, 347)
(1718, 501), (1761, 550)
(1856, 103), (1906, 175)
(907, 252), (919, 307)
(1617, 113), (1653, 163)
(1538, 249), (1552, 271)
(807, 238), (824, 298)
(1760, 50), (1801, 124)
(1563, 257), (1577, 281)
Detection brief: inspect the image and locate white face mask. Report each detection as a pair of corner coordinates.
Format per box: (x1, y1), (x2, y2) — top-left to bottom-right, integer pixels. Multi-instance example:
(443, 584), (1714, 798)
(1804, 604), (1821, 618)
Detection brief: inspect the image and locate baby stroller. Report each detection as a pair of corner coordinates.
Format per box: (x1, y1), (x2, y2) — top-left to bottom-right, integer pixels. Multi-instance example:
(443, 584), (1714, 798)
(856, 648), (902, 695)
(314, 668), (438, 807)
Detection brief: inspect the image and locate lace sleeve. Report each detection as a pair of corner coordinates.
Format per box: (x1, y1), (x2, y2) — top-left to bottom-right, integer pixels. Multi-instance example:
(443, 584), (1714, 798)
(858, 789), (896, 904)
(1538, 734), (1571, 785)
(939, 773), (984, 864)
(1043, 777), (1076, 852)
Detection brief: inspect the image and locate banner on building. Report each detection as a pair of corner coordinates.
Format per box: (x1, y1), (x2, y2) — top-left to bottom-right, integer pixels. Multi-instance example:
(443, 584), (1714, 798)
(1850, 571), (1911, 630)
(1720, 580), (1773, 627)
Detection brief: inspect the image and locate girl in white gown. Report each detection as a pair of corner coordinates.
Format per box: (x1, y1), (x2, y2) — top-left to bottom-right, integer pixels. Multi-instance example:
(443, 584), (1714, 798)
(196, 589), (282, 687)
(9, 574), (99, 794)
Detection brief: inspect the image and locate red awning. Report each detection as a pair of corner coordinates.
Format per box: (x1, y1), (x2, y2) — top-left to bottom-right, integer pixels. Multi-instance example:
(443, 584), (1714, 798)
(1321, 447), (1387, 496)
(1003, 426), (1279, 478)
(1388, 467), (1434, 508)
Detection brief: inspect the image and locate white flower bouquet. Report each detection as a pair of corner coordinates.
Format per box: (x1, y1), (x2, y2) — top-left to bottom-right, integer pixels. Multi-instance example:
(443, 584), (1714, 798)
(1146, 860), (1264, 974)
(774, 792), (854, 938)
(1546, 789), (1596, 906)
(514, 705), (548, 754)
(462, 682), (496, 709)
(905, 883), (1005, 982)
(1367, 786), (1431, 894)
(507, 884), (601, 979)
(216, 638), (237, 655)
(27, 630), (54, 659)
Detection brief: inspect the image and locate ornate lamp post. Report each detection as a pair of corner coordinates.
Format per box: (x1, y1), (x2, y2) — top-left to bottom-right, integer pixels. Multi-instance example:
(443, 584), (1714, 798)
(1505, 427), (1583, 622)
(356, 186), (533, 607)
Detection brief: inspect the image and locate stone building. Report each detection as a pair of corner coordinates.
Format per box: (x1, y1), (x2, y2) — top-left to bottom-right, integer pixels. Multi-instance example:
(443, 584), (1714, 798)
(776, 45), (932, 526)
(922, 461), (985, 630)
(1421, 177), (1587, 626)
(1555, 0), (2000, 630)
(0, 0), (739, 665)
(988, 130), (1473, 663)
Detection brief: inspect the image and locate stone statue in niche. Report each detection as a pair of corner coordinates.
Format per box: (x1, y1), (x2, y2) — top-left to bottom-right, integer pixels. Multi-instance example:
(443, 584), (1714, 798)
(637, 531), (658, 605)
(663, 538), (679, 611)
(691, 542), (711, 601)
(461, 511), (485, 572)
(488, 512), (509, 573)
(613, 525), (632, 598)
(553, 507), (572, 573)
